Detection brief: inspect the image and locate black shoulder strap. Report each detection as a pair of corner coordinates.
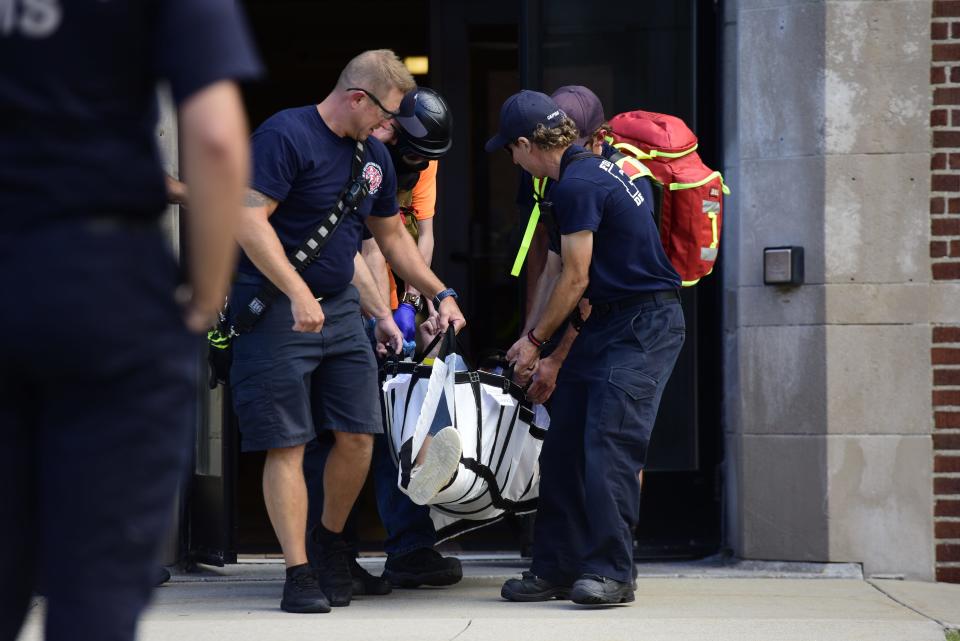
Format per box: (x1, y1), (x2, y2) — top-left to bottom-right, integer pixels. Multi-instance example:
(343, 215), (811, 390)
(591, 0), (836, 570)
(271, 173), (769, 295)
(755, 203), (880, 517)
(233, 140), (368, 334)
(558, 149), (600, 181)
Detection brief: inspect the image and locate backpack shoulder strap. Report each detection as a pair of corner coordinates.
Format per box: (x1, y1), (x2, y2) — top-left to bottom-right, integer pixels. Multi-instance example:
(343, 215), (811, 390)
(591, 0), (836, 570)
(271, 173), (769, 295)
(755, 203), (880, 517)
(558, 149), (599, 180)
(609, 150), (656, 182)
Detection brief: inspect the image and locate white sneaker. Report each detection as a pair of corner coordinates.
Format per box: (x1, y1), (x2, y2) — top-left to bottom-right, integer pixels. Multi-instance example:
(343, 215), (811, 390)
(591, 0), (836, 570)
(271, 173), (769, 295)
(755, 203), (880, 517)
(407, 427), (462, 505)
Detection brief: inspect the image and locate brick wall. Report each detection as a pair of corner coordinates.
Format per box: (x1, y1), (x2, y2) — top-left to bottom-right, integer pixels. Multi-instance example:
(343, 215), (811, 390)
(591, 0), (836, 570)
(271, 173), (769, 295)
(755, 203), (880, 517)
(933, 0), (960, 583)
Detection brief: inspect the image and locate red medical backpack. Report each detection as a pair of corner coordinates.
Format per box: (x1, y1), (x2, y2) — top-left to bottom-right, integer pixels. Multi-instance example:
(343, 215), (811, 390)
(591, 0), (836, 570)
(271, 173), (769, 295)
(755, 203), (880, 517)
(608, 110), (729, 286)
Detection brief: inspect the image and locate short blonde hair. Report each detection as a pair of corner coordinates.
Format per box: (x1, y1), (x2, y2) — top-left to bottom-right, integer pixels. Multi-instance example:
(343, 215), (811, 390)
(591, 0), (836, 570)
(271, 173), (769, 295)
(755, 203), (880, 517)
(336, 49), (416, 96)
(529, 116), (579, 150)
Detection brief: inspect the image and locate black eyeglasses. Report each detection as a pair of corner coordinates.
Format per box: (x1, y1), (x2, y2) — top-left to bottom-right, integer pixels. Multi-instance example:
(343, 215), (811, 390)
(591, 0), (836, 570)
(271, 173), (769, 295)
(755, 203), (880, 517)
(346, 87), (400, 119)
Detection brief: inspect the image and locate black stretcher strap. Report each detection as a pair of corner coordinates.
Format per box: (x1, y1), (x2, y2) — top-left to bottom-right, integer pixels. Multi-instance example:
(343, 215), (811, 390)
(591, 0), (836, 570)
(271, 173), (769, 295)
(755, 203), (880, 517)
(382, 360), (529, 404)
(458, 457), (539, 513)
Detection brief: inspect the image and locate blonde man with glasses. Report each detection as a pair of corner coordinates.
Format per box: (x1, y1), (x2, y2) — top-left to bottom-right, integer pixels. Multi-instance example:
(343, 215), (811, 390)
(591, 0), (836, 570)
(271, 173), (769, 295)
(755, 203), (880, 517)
(232, 49), (465, 613)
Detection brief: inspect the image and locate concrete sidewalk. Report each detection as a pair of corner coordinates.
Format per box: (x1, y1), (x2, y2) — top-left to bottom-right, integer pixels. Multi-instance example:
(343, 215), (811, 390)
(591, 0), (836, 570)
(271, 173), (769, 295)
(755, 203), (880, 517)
(16, 556), (960, 641)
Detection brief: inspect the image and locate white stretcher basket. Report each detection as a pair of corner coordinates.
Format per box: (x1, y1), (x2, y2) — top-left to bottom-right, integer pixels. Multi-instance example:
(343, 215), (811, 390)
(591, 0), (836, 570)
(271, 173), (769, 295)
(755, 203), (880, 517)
(381, 329), (550, 541)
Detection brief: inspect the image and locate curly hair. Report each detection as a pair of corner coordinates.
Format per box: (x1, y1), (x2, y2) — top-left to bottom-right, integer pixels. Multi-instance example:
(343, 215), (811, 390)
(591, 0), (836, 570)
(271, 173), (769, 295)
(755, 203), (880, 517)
(529, 116), (579, 150)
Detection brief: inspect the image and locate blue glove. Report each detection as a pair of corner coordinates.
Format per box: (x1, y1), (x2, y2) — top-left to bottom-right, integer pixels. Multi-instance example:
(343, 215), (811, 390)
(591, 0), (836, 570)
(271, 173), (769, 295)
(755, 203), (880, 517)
(402, 339), (417, 358)
(393, 302), (417, 342)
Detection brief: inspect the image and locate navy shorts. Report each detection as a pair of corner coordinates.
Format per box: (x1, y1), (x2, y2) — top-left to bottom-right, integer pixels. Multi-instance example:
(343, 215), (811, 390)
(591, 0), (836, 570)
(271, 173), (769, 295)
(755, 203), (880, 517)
(230, 283), (382, 452)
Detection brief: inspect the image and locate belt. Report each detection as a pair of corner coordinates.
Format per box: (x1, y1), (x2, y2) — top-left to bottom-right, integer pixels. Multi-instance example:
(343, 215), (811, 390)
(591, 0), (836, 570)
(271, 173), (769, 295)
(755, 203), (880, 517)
(591, 290), (680, 317)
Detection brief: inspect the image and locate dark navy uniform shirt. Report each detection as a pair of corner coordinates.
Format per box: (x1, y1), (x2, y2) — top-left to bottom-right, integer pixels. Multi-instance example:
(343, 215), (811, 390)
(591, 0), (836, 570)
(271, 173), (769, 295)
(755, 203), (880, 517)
(241, 106), (399, 297)
(516, 142), (619, 253)
(0, 0), (262, 233)
(550, 145), (680, 301)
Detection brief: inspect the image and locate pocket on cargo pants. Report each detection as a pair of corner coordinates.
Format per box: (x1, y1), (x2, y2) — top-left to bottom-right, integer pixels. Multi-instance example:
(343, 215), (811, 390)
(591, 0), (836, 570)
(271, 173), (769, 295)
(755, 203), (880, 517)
(596, 367), (659, 464)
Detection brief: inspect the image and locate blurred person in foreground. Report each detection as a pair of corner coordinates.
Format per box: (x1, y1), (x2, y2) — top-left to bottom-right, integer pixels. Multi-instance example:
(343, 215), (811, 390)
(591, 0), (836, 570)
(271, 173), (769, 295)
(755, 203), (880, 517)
(0, 1), (261, 639)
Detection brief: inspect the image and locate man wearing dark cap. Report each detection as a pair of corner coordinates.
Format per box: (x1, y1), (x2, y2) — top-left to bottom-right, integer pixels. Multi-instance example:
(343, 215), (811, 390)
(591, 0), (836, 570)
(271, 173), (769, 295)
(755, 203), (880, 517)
(488, 91), (684, 605)
(515, 86), (611, 405)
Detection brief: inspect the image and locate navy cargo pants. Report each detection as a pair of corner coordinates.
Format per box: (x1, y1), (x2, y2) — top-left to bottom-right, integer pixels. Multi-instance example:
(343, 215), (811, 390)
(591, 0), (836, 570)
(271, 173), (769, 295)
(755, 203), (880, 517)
(0, 222), (198, 641)
(530, 292), (684, 585)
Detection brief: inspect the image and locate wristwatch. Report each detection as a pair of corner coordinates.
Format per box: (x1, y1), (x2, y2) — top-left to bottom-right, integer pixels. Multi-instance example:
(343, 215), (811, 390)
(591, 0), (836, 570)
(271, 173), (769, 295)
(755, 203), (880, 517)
(401, 292), (424, 313)
(432, 287), (459, 309)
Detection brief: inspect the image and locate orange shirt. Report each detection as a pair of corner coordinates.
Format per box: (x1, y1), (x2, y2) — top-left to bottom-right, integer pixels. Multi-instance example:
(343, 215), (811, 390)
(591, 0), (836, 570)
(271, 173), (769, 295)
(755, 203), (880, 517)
(389, 160), (438, 309)
(409, 160), (438, 220)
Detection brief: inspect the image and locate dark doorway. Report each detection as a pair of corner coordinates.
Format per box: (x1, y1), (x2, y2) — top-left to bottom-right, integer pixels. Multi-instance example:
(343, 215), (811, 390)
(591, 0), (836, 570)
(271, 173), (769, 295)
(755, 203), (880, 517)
(187, 0), (723, 562)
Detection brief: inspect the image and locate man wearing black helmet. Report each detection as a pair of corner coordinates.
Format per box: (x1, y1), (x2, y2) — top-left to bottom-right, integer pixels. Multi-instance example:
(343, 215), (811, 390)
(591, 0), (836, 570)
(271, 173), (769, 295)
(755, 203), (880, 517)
(370, 87), (465, 590)
(303, 87), (464, 596)
(363, 86), (453, 332)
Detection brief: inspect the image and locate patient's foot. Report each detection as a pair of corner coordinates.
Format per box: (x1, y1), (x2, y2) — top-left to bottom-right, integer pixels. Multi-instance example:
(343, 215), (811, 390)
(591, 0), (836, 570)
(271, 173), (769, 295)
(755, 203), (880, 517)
(407, 426), (462, 505)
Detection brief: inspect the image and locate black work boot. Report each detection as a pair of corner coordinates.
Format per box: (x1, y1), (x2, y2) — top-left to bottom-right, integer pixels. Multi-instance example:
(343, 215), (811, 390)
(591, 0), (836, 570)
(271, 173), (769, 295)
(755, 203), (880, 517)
(281, 564), (331, 613)
(570, 574), (636, 605)
(382, 547), (462, 588)
(350, 557), (392, 596)
(309, 527), (354, 607)
(500, 571), (571, 602)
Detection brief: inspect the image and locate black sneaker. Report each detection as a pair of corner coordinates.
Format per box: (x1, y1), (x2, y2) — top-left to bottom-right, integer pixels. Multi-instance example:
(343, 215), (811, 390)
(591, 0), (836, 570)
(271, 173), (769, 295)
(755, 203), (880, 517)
(312, 538), (354, 607)
(382, 547), (462, 588)
(281, 564), (331, 614)
(351, 557), (392, 596)
(500, 571), (571, 602)
(570, 574), (635, 605)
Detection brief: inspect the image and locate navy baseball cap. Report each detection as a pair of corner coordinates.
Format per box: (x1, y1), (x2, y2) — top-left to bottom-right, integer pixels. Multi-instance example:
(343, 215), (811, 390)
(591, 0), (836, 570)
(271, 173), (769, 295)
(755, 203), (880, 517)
(484, 90), (566, 152)
(551, 86), (605, 139)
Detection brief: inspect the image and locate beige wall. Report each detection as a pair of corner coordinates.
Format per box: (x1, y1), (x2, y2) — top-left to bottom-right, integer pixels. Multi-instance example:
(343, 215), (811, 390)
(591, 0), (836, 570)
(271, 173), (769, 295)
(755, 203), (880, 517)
(724, 0), (936, 579)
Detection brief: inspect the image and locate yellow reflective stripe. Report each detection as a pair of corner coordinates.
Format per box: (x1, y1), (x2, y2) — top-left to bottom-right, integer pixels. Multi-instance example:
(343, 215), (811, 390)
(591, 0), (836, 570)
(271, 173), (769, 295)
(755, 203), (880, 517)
(613, 142), (652, 160)
(613, 141), (698, 160)
(669, 171), (730, 193)
(207, 330), (231, 348)
(708, 211), (719, 249)
(681, 278), (700, 287)
(511, 177), (550, 276)
(533, 176), (548, 198)
(650, 143), (698, 158)
(511, 202), (541, 277)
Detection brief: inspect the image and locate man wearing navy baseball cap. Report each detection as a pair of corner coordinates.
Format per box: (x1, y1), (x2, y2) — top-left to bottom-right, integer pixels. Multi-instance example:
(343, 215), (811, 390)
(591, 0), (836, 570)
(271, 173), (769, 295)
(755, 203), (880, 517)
(512, 85), (624, 406)
(484, 90), (567, 152)
(491, 91), (685, 606)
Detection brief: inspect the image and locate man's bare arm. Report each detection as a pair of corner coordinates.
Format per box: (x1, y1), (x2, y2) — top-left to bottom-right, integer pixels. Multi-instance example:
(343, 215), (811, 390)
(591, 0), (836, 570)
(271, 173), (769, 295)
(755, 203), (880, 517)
(415, 217), (435, 267)
(178, 80), (250, 332)
(523, 249), (561, 334)
(532, 231), (592, 341)
(361, 237), (391, 306)
(507, 231), (592, 383)
(352, 252), (391, 321)
(352, 252), (403, 355)
(235, 188), (324, 332)
(405, 217), (435, 298)
(366, 214), (465, 331)
(366, 215), (444, 297)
